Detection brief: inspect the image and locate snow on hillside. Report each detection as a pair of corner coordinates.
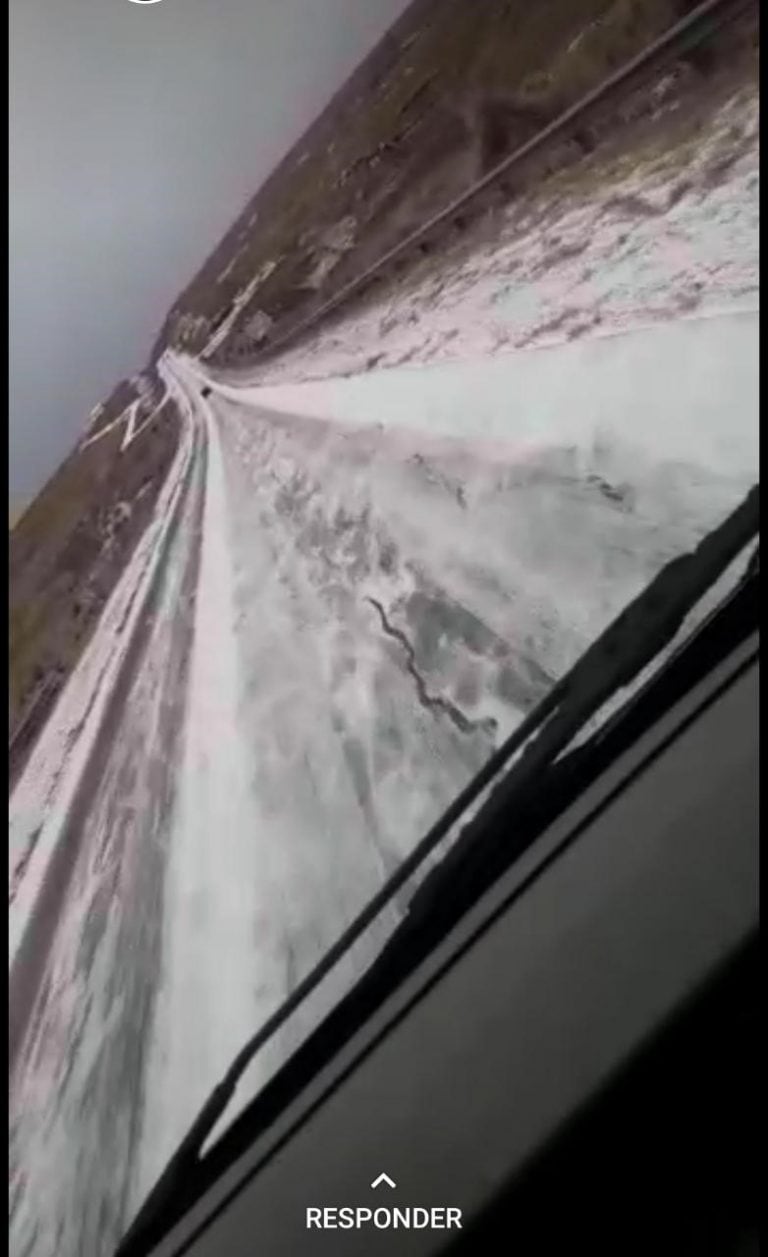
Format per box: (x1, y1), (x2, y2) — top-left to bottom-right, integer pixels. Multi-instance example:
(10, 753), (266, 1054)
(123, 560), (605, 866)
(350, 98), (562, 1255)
(229, 86), (758, 386)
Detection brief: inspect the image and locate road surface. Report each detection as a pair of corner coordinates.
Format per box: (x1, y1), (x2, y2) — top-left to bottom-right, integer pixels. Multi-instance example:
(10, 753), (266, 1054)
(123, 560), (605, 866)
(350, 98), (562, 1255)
(8, 309), (758, 1257)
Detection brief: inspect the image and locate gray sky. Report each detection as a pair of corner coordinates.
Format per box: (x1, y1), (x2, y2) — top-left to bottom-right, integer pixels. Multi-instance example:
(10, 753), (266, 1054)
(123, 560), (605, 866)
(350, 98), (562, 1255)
(9, 0), (410, 503)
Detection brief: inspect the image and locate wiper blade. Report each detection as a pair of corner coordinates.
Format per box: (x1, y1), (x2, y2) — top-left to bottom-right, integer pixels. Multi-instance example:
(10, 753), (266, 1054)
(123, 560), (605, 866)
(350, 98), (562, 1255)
(119, 483), (758, 1256)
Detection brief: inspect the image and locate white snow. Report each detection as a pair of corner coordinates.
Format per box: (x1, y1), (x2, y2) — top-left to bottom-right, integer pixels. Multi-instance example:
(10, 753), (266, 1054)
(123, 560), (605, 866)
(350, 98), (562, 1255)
(125, 391), (169, 449)
(118, 400), (139, 450)
(204, 310), (758, 480)
(9, 75), (759, 1257)
(10, 399), (203, 1257)
(128, 373), (265, 1201)
(130, 84), (759, 1176)
(80, 403), (133, 450)
(132, 357), (407, 1200)
(9, 404), (194, 958)
(201, 261), (280, 359)
(221, 86), (758, 387)
(141, 295), (757, 1171)
(78, 389), (168, 455)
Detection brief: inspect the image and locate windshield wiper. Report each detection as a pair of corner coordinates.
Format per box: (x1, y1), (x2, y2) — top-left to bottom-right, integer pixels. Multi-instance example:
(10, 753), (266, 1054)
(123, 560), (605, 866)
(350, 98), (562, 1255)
(118, 483), (758, 1257)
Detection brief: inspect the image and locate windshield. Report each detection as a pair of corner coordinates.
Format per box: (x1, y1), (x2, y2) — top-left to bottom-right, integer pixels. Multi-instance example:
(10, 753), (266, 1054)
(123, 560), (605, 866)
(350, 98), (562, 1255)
(9, 4), (759, 1257)
(127, 482), (759, 1232)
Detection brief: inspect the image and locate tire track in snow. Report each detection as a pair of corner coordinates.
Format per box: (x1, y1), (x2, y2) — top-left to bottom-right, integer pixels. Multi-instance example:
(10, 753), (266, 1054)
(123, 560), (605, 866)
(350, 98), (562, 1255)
(9, 415), (201, 1078)
(129, 374), (279, 1206)
(10, 417), (208, 1257)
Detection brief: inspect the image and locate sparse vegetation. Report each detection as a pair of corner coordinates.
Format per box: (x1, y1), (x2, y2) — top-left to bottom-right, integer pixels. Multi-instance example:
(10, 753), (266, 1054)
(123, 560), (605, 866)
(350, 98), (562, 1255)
(9, 0), (757, 789)
(9, 405), (179, 782)
(153, 0), (754, 360)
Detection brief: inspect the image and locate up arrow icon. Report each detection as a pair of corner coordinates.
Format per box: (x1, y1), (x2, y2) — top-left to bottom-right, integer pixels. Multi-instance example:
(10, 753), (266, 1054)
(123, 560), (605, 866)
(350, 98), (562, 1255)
(371, 1173), (396, 1190)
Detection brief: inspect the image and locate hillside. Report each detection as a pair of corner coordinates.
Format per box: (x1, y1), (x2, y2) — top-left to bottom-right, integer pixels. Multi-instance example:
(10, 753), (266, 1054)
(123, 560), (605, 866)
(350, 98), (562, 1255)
(9, 0), (757, 782)
(152, 0), (724, 359)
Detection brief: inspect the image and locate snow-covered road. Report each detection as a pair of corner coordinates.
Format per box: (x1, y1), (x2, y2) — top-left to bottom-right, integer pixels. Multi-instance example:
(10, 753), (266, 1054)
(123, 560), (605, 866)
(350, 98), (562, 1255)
(9, 396), (207, 1256)
(9, 123), (759, 1257)
(143, 304), (760, 1188)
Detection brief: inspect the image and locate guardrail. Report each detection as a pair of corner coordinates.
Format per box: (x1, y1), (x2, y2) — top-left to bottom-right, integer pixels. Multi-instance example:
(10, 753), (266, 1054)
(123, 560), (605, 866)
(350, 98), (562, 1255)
(216, 0), (755, 371)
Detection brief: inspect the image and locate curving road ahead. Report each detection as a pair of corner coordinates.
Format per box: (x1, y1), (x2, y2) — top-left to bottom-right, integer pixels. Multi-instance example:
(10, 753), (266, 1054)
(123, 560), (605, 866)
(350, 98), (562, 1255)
(9, 309), (758, 1257)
